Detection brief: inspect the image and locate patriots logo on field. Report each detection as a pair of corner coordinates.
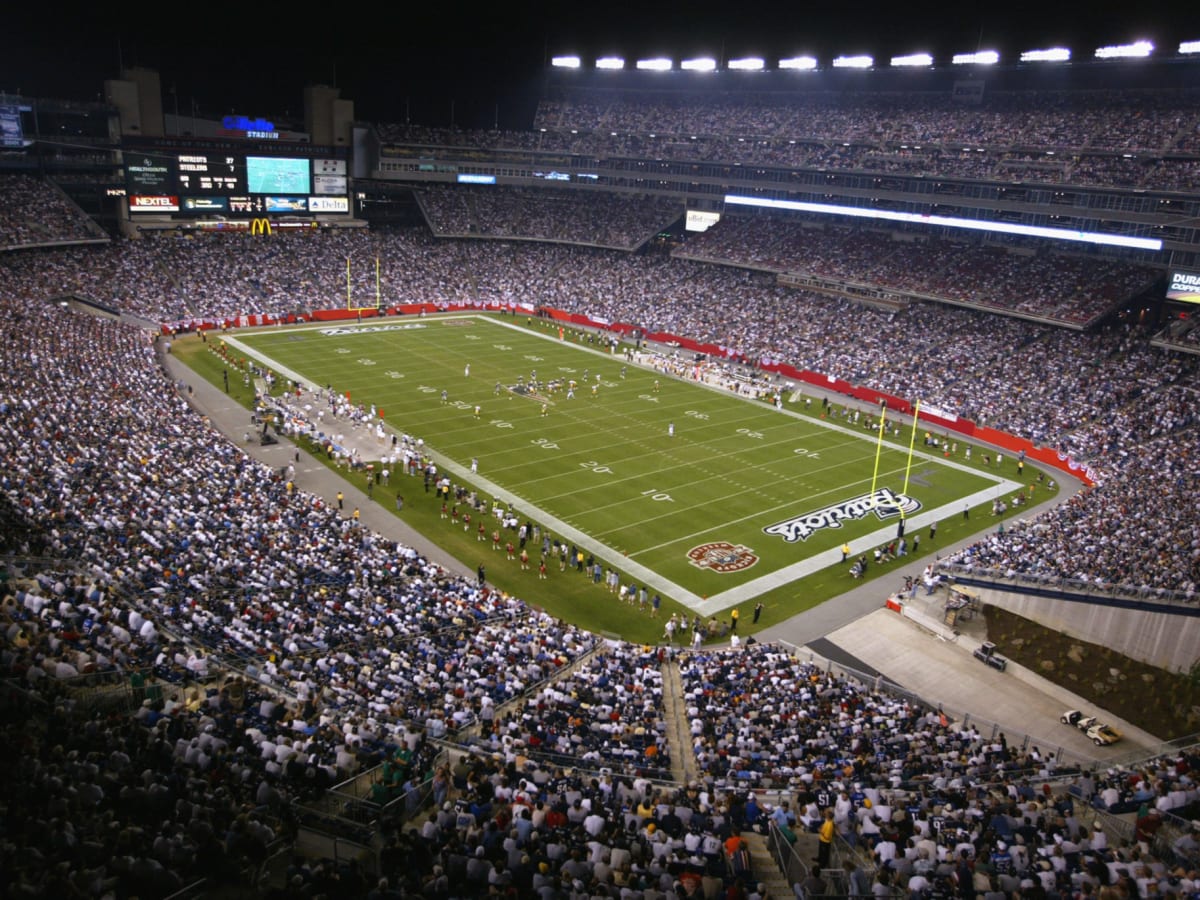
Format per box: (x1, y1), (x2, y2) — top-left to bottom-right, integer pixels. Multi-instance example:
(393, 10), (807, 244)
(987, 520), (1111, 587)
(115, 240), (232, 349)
(687, 542), (759, 573)
(763, 487), (923, 543)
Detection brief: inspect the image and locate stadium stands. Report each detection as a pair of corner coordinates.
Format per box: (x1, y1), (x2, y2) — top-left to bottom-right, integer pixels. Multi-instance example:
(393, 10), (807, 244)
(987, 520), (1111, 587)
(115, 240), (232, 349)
(4, 69), (1200, 896)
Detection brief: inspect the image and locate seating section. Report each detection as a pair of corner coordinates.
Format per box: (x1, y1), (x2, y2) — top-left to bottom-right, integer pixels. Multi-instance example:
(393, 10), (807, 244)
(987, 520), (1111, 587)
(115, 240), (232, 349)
(2, 129), (1199, 894)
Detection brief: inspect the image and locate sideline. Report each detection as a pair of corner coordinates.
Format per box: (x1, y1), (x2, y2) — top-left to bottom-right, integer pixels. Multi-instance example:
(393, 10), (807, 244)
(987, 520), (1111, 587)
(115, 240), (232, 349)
(161, 334), (1146, 762)
(204, 316), (1077, 619)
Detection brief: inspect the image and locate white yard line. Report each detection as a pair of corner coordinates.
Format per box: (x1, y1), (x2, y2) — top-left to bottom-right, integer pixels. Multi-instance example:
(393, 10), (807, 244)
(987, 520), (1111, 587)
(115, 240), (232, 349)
(225, 317), (1026, 614)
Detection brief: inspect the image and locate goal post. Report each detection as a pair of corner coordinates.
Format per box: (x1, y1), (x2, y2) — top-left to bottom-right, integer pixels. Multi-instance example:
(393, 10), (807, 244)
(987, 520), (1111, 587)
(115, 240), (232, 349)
(869, 399), (923, 523)
(345, 255), (383, 313)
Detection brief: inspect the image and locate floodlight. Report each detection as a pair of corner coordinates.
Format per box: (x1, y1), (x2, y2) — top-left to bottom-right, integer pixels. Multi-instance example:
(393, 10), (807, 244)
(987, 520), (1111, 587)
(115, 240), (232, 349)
(832, 55), (873, 69)
(1180, 41), (1200, 54)
(681, 57), (717, 72)
(596, 57), (625, 70)
(728, 57), (765, 71)
(952, 50), (999, 65)
(1094, 41), (1153, 59)
(891, 53), (933, 67)
(551, 56), (581, 69)
(779, 56), (818, 71)
(636, 58), (673, 71)
(723, 194), (1162, 251)
(1020, 47), (1071, 62)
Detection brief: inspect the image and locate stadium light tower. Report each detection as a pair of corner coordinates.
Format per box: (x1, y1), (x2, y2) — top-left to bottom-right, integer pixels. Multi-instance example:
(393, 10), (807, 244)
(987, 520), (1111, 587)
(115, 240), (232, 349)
(952, 50), (999, 65)
(891, 53), (933, 68)
(778, 56), (818, 71)
(681, 57), (717, 72)
(596, 56), (625, 70)
(636, 57), (673, 71)
(1181, 41), (1200, 54)
(832, 54), (873, 69)
(1094, 40), (1153, 59)
(728, 57), (765, 71)
(1020, 47), (1071, 62)
(551, 56), (581, 69)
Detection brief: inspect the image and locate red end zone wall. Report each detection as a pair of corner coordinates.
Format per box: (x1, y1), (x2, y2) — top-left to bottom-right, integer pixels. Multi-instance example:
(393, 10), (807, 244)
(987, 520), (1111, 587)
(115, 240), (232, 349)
(630, 325), (1096, 487)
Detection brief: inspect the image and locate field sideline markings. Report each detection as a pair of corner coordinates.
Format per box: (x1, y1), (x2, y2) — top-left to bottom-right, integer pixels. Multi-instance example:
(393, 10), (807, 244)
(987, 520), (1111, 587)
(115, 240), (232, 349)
(628, 457), (945, 556)
(222, 328), (709, 609)
(492, 423), (879, 506)
(225, 319), (1025, 613)
(689, 479), (1025, 616)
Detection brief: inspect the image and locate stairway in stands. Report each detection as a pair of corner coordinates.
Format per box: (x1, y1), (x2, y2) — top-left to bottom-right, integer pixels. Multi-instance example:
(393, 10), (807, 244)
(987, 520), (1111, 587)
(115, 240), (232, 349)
(658, 655), (696, 785)
(659, 653), (796, 898)
(742, 830), (802, 898)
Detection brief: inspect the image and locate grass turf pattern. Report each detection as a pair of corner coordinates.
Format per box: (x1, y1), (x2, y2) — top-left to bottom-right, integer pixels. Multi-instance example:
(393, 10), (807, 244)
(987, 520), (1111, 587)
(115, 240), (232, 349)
(223, 314), (1015, 618)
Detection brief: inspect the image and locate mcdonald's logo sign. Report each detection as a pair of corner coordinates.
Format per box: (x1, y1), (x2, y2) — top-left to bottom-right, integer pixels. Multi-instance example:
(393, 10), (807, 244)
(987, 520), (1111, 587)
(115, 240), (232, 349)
(250, 218), (272, 236)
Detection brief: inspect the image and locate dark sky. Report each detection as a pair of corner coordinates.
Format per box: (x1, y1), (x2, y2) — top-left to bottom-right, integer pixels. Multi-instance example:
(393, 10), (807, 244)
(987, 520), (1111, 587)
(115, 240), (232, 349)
(6, 4), (1200, 129)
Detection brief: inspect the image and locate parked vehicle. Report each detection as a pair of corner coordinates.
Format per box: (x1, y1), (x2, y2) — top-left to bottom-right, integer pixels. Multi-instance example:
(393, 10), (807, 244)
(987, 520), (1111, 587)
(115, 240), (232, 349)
(1060, 710), (1122, 745)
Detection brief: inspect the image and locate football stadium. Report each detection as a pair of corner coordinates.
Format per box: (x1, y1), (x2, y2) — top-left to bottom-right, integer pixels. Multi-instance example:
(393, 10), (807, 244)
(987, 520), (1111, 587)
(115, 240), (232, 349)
(2, 15), (1200, 899)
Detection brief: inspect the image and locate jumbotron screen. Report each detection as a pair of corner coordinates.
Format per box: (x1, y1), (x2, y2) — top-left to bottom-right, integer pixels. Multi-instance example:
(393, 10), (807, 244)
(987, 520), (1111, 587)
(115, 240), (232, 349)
(245, 156), (309, 194)
(1167, 269), (1200, 304)
(125, 152), (349, 216)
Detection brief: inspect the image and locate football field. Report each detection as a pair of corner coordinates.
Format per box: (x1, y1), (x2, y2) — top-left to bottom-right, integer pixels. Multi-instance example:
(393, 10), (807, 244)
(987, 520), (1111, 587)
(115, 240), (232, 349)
(226, 314), (1021, 614)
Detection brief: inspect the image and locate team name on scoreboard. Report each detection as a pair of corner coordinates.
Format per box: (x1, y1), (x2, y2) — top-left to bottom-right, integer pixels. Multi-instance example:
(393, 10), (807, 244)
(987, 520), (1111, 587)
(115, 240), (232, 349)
(763, 487), (922, 543)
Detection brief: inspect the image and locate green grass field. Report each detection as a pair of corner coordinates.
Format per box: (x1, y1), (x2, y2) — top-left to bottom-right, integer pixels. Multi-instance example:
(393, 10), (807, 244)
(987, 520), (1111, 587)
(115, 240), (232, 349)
(203, 313), (1022, 632)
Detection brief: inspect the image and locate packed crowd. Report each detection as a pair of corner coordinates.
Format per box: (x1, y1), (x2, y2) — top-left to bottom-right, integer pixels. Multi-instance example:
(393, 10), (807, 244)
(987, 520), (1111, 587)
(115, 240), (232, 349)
(533, 89), (1192, 153)
(505, 643), (673, 782)
(677, 645), (1200, 900)
(0, 173), (1160, 329)
(9, 548), (1200, 899)
(0, 174), (103, 249)
(0, 293), (604, 895)
(416, 186), (679, 250)
(672, 219), (1157, 327)
(394, 713), (1191, 900)
(1, 294), (1198, 895)
(378, 86), (1200, 191)
(0, 643), (379, 898)
(679, 646), (1059, 791)
(367, 739), (775, 899)
(940, 381), (1200, 597)
(2, 201), (1198, 593)
(0, 210), (1156, 330)
(3, 74), (1200, 899)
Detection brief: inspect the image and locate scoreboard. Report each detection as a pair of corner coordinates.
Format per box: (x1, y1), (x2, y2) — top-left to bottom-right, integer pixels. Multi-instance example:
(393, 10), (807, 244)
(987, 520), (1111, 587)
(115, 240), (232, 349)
(178, 154), (243, 194)
(126, 151), (350, 217)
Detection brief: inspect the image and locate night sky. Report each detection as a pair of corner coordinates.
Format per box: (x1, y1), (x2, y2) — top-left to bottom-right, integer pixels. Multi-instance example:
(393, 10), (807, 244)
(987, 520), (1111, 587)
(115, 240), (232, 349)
(6, 3), (1200, 130)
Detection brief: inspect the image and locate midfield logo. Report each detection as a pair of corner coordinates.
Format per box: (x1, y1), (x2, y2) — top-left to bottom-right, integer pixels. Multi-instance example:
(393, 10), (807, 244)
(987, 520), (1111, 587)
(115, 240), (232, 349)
(687, 542), (759, 573)
(763, 488), (922, 543)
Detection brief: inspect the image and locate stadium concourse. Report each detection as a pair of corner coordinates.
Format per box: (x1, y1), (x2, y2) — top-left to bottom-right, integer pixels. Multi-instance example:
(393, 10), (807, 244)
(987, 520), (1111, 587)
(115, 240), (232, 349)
(160, 333), (1159, 761)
